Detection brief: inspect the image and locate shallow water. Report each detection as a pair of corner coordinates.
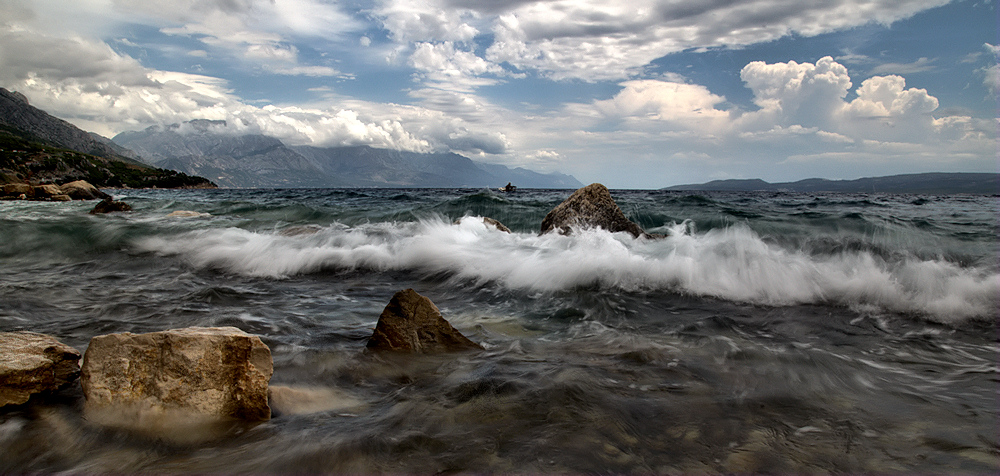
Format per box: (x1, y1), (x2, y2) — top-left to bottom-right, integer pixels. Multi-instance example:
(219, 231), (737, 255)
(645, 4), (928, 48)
(1, 188), (997, 473)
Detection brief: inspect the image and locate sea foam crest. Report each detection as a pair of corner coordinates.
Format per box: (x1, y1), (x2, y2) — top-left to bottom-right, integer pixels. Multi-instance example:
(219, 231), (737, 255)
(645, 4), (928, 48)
(135, 216), (1000, 322)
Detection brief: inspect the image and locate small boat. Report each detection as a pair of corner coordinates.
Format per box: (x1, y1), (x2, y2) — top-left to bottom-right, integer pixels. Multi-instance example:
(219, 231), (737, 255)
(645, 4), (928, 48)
(499, 182), (517, 192)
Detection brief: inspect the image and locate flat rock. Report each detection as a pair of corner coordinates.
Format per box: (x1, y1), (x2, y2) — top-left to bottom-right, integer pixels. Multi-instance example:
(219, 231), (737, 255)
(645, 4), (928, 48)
(367, 289), (483, 353)
(32, 184), (62, 199)
(539, 183), (647, 238)
(89, 198), (132, 214)
(81, 327), (273, 425)
(0, 332), (81, 407)
(60, 180), (110, 200)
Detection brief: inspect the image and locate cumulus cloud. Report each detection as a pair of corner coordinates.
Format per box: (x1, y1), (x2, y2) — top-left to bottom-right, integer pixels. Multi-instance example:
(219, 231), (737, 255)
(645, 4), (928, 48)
(594, 80), (729, 133)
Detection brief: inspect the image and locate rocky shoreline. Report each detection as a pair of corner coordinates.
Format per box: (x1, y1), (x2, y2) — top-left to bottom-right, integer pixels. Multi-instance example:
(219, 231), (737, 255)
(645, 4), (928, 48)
(1, 183), (654, 439)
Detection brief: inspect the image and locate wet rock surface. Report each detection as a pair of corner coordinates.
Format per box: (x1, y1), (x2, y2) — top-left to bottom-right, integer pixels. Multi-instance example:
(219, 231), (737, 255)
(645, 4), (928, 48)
(80, 326), (273, 424)
(0, 332), (81, 407)
(540, 183), (648, 238)
(367, 289), (483, 353)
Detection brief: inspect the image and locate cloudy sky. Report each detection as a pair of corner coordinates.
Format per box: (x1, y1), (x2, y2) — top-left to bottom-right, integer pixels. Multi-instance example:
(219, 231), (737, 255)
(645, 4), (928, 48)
(1, 0), (996, 188)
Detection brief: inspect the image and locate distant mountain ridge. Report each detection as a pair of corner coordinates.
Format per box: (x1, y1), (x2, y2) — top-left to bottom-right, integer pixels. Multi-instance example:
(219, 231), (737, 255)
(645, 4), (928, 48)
(664, 173), (999, 195)
(0, 87), (125, 160)
(114, 121), (583, 189)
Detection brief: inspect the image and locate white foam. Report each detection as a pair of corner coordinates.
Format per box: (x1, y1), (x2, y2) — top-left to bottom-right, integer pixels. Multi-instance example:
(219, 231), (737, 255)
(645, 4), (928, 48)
(133, 216), (1000, 322)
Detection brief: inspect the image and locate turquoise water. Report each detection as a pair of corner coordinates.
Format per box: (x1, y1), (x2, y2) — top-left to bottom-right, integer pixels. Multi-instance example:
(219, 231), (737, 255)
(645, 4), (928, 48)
(1, 188), (997, 473)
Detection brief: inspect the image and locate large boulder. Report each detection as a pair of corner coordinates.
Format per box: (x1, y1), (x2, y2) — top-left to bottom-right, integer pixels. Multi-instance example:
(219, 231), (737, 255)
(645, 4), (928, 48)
(539, 183), (648, 238)
(367, 289), (483, 353)
(81, 327), (273, 425)
(0, 332), (81, 407)
(60, 180), (110, 200)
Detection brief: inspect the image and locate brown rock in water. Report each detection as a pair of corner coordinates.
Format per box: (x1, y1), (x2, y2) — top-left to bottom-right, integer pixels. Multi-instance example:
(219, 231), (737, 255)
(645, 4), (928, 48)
(60, 180), (110, 200)
(0, 332), (81, 407)
(32, 184), (62, 199)
(539, 183), (648, 238)
(367, 289), (482, 353)
(483, 217), (511, 233)
(89, 198), (132, 214)
(81, 327), (273, 424)
(2, 183), (33, 198)
(50, 194), (72, 202)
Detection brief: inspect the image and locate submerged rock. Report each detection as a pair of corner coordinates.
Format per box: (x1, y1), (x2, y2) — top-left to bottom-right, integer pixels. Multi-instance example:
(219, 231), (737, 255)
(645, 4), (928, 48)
(60, 180), (110, 200)
(0, 332), (81, 407)
(81, 326), (273, 426)
(88, 198), (132, 214)
(539, 183), (648, 238)
(367, 289), (483, 353)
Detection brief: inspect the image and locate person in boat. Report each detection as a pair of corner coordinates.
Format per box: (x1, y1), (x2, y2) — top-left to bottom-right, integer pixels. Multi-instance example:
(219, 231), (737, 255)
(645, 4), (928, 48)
(502, 182), (516, 192)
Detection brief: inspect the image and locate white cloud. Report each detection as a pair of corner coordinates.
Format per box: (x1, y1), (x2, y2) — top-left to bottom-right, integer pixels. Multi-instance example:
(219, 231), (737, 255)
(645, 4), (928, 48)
(594, 80), (730, 133)
(375, 0), (481, 43)
(983, 43), (1000, 96)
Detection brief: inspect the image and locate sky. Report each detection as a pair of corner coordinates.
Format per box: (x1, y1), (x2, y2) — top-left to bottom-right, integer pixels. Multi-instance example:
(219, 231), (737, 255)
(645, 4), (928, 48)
(0, 0), (997, 188)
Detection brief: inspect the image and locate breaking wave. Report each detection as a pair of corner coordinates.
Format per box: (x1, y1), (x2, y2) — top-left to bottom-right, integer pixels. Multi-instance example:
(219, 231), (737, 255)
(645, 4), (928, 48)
(134, 216), (999, 322)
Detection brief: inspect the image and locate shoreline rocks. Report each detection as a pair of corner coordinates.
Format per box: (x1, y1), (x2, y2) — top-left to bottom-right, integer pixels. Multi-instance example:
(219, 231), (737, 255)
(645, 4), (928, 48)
(0, 332), (81, 407)
(81, 327), (273, 425)
(540, 183), (650, 238)
(367, 289), (483, 353)
(1, 179), (109, 202)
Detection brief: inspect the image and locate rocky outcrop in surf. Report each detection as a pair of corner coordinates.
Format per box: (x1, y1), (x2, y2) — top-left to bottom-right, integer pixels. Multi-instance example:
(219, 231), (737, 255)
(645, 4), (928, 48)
(540, 183), (649, 238)
(81, 327), (274, 426)
(89, 197), (132, 214)
(367, 289), (482, 353)
(0, 331), (81, 407)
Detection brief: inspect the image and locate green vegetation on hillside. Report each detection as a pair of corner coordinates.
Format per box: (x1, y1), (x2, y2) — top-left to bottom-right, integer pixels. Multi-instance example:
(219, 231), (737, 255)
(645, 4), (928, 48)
(0, 126), (214, 188)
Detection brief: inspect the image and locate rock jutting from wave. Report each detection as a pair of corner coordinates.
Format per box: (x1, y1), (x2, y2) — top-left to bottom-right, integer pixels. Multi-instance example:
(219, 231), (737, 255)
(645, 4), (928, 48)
(366, 289), (483, 353)
(88, 197), (132, 214)
(80, 326), (274, 432)
(539, 183), (651, 238)
(0, 331), (81, 407)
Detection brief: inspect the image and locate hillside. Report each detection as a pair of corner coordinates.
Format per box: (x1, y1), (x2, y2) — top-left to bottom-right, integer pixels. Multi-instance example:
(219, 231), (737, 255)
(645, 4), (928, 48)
(114, 122), (583, 189)
(0, 88), (215, 188)
(664, 173), (999, 195)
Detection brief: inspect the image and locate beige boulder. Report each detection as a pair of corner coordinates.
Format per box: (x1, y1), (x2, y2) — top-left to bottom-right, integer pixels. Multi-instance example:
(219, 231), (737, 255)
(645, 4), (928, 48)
(539, 183), (648, 238)
(0, 332), (81, 407)
(32, 184), (62, 199)
(367, 289), (483, 353)
(60, 180), (110, 200)
(2, 183), (33, 198)
(81, 327), (273, 426)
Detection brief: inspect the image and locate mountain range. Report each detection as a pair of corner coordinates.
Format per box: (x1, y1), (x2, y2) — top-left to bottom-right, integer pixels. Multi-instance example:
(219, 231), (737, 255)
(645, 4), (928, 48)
(664, 174), (999, 195)
(113, 121), (582, 189)
(0, 87), (213, 188)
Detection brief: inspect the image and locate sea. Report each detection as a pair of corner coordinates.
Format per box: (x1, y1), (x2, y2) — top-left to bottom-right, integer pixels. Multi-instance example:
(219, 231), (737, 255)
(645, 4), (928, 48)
(0, 187), (997, 473)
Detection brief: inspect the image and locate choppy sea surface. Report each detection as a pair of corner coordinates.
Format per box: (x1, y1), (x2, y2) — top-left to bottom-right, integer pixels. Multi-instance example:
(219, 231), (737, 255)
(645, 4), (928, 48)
(1, 187), (997, 473)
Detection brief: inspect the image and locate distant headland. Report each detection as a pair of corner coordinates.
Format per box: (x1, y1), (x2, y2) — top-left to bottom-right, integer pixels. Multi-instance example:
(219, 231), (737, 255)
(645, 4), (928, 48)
(663, 173), (999, 195)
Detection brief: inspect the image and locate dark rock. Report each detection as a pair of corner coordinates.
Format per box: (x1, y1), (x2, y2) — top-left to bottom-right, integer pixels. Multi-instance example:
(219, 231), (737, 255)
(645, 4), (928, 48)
(60, 180), (110, 200)
(81, 326), (273, 424)
(367, 289), (483, 353)
(0, 332), (81, 407)
(89, 198), (132, 214)
(539, 183), (647, 238)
